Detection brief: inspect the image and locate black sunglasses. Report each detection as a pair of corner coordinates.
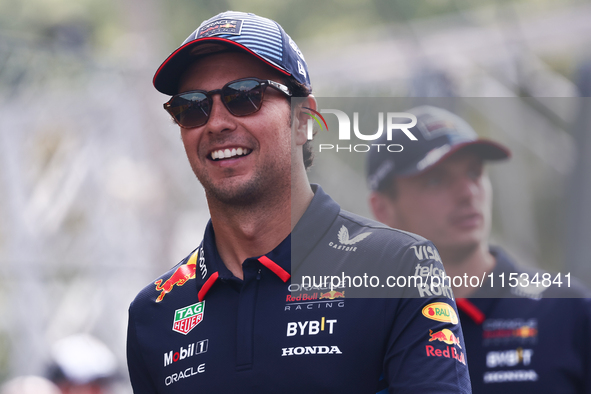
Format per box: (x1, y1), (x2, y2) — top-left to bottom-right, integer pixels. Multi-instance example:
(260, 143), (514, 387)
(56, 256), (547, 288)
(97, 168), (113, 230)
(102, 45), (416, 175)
(163, 78), (292, 128)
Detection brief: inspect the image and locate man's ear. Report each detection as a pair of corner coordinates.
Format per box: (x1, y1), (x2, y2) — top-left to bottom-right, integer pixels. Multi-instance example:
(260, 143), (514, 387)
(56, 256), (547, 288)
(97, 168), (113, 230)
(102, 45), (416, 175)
(369, 191), (397, 228)
(292, 95), (317, 146)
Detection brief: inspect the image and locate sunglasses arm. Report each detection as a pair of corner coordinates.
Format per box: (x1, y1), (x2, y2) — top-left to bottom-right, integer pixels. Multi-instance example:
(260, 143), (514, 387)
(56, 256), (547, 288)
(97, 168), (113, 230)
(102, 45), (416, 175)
(268, 80), (292, 97)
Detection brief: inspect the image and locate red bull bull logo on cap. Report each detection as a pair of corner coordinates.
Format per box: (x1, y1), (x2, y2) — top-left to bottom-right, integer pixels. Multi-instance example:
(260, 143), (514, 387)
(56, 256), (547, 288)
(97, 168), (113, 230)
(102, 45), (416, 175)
(154, 250), (199, 302)
(429, 329), (461, 348)
(421, 302), (458, 324)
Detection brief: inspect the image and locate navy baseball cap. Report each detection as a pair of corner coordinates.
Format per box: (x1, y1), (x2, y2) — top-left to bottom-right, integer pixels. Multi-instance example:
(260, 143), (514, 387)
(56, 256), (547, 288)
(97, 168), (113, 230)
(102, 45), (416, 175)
(367, 106), (511, 191)
(153, 11), (311, 95)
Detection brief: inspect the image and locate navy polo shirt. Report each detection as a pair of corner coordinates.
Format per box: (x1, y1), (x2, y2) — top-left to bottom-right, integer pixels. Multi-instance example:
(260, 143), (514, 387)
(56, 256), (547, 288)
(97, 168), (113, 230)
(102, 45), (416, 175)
(457, 247), (591, 393)
(127, 185), (471, 393)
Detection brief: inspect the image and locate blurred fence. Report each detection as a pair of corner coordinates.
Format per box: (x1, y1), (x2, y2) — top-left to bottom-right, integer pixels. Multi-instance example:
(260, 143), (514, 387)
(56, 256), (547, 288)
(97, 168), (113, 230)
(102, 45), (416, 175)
(0, 32), (210, 392)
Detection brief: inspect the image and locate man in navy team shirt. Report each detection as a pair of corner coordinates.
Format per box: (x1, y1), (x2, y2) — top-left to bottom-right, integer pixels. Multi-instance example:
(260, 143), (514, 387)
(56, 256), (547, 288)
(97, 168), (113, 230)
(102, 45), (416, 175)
(126, 11), (471, 394)
(367, 105), (591, 393)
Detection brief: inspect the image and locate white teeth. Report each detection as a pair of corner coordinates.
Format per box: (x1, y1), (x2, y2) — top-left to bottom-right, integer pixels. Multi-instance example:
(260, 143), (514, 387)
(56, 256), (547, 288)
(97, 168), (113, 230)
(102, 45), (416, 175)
(210, 148), (251, 160)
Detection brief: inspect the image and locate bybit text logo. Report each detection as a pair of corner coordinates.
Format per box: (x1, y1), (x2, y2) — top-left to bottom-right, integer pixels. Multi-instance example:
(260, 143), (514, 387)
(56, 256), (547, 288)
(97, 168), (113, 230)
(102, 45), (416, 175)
(286, 317), (337, 336)
(306, 109), (418, 153)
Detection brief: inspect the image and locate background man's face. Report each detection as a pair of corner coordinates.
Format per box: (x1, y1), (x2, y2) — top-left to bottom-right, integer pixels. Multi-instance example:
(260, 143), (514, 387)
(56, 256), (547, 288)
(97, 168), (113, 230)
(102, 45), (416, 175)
(177, 51), (293, 205)
(383, 150), (493, 258)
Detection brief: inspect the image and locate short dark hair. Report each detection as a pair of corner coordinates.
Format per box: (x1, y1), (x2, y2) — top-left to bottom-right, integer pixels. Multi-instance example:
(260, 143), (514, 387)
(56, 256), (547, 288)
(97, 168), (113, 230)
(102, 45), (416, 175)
(380, 178), (398, 200)
(282, 75), (314, 170)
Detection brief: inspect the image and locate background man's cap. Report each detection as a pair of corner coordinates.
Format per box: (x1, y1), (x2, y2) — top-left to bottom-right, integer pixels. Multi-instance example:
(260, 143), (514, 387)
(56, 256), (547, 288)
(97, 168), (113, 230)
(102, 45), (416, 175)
(0, 376), (60, 394)
(48, 334), (117, 385)
(367, 105), (511, 191)
(153, 11), (311, 95)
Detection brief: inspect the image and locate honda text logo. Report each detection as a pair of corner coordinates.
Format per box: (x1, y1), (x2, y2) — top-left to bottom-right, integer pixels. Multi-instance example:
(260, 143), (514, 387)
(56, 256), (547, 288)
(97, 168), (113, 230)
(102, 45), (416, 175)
(307, 109), (417, 153)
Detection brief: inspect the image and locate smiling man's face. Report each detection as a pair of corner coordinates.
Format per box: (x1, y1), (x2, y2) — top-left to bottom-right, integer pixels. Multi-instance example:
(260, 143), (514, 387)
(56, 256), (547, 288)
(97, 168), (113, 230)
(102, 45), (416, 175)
(177, 51), (294, 206)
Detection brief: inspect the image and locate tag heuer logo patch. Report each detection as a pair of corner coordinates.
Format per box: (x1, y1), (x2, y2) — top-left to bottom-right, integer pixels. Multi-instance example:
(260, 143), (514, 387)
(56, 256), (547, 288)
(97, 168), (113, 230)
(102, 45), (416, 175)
(173, 301), (205, 335)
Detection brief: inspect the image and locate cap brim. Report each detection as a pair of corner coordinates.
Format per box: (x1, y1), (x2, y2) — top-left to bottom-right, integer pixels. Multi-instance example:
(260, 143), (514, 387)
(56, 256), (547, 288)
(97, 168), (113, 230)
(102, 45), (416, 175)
(399, 139), (511, 178)
(153, 37), (291, 96)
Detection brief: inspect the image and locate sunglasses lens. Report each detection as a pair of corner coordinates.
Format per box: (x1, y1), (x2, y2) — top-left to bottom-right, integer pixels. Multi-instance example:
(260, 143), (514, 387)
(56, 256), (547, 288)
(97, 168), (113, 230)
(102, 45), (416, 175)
(164, 79), (275, 128)
(167, 92), (210, 128)
(223, 80), (264, 116)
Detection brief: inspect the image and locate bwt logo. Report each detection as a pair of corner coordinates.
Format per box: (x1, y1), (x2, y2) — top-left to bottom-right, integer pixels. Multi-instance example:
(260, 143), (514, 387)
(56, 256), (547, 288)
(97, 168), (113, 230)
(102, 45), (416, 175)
(304, 109), (418, 153)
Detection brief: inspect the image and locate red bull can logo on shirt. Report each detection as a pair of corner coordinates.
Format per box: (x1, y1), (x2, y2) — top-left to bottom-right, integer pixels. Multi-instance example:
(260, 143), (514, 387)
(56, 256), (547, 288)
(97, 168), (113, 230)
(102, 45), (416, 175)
(429, 329), (462, 348)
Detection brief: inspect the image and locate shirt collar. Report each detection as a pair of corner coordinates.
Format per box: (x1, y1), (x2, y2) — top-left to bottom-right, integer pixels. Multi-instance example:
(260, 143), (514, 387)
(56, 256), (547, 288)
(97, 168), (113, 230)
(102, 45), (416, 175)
(199, 184), (340, 282)
(291, 184), (341, 272)
(199, 221), (290, 281)
(458, 247), (519, 320)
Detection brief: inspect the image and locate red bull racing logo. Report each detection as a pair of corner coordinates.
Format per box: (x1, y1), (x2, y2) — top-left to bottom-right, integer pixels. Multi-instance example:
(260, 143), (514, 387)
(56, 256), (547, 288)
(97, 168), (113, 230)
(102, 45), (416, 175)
(319, 290), (345, 300)
(196, 18), (243, 38)
(482, 318), (538, 346)
(425, 344), (466, 365)
(154, 250), (199, 302)
(429, 329), (461, 348)
(425, 327), (465, 365)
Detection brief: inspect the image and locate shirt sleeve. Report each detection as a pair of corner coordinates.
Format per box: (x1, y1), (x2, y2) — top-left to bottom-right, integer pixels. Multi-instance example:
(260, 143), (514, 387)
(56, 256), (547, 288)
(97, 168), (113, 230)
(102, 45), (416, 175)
(383, 240), (472, 393)
(127, 303), (159, 394)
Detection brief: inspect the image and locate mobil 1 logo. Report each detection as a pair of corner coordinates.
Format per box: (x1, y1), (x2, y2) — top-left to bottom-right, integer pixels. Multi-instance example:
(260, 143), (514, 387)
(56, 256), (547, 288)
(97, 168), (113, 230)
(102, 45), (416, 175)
(164, 339), (209, 367)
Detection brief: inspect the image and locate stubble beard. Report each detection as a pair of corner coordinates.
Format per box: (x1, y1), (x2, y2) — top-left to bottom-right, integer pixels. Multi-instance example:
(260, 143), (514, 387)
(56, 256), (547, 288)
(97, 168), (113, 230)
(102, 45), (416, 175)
(436, 224), (489, 267)
(189, 108), (294, 208)
(191, 152), (291, 208)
